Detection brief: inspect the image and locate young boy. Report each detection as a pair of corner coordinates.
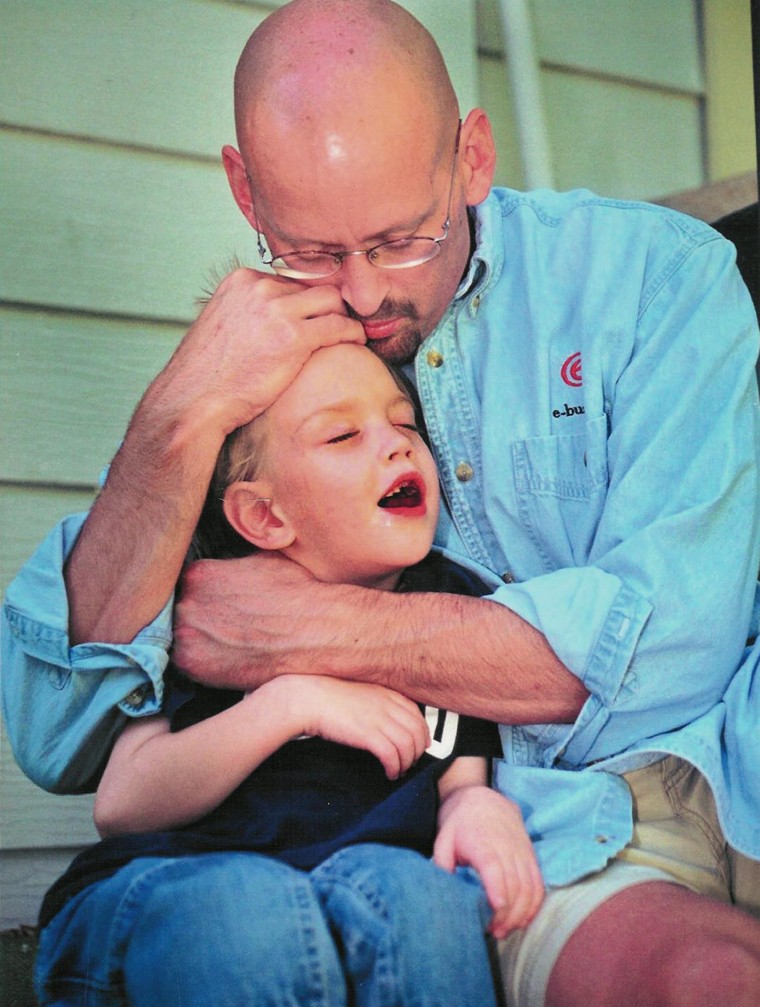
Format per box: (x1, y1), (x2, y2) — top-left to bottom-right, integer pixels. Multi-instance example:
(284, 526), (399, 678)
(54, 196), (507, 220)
(36, 344), (543, 1007)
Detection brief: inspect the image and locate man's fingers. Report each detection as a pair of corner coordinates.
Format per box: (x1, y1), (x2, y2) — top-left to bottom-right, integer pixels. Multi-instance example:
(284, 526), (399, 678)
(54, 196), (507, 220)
(300, 311), (366, 351)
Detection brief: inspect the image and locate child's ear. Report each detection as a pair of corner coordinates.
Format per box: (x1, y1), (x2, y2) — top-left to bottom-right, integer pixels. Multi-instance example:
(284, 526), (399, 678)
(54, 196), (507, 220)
(223, 481), (296, 551)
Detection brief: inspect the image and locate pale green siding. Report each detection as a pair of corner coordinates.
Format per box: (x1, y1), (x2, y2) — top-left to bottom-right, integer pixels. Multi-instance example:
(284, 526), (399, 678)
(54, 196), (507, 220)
(1, 310), (182, 484)
(0, 0), (753, 928)
(1, 0), (278, 929)
(477, 0), (709, 197)
(0, 0), (481, 928)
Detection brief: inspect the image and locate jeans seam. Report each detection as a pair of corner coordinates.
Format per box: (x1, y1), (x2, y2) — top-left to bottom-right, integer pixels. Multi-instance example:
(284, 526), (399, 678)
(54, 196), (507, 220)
(292, 871), (344, 1007)
(329, 875), (398, 1007)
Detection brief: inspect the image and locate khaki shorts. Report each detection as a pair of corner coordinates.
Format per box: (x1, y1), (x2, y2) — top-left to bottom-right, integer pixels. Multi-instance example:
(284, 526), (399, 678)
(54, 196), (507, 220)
(497, 755), (760, 1007)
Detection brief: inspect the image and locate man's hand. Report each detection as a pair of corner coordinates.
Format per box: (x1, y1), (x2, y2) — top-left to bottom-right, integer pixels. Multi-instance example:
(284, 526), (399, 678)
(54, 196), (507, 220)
(263, 675), (430, 779)
(173, 551), (338, 686)
(174, 550), (586, 726)
(156, 267), (365, 435)
(434, 785), (544, 938)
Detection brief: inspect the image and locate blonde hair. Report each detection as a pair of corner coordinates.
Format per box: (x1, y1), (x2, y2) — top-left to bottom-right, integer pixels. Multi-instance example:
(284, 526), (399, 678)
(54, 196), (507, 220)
(189, 415), (268, 561)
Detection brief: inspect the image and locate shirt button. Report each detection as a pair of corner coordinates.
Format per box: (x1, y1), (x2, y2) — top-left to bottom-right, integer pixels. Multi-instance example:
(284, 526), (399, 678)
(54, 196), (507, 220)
(501, 571), (515, 584)
(595, 835), (609, 844)
(426, 349), (444, 368)
(471, 293), (481, 311)
(124, 686), (148, 708)
(455, 462), (474, 482)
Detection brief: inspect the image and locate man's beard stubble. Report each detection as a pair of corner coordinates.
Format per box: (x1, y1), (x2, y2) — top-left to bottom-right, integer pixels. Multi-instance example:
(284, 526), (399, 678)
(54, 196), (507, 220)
(346, 299), (423, 366)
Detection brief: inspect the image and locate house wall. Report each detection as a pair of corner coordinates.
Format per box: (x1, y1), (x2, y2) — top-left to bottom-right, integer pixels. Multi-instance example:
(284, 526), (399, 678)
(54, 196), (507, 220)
(0, 0), (480, 929)
(1, 0), (755, 928)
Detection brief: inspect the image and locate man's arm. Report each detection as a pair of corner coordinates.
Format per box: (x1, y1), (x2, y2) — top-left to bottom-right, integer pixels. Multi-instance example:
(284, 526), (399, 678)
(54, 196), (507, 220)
(66, 269), (363, 645)
(173, 231), (760, 745)
(2, 269), (363, 793)
(173, 551), (588, 724)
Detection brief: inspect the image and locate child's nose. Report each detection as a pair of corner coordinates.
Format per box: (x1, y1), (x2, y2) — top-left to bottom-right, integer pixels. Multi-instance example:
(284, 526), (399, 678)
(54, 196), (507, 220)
(384, 426), (414, 461)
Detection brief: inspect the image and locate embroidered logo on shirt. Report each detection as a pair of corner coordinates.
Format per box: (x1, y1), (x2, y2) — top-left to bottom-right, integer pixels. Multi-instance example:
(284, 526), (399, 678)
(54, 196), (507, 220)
(561, 352), (582, 387)
(552, 402), (585, 419)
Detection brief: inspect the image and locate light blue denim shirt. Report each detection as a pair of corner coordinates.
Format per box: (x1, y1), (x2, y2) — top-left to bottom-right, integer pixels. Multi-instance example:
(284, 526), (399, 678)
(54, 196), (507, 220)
(413, 189), (760, 881)
(3, 188), (760, 884)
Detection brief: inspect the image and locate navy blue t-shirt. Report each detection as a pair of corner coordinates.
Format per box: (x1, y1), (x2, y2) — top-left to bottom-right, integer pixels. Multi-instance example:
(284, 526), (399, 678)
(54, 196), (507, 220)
(40, 553), (500, 928)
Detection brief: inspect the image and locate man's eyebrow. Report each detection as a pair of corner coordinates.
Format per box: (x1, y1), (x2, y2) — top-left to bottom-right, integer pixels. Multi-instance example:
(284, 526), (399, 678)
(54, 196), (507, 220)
(277, 203), (437, 251)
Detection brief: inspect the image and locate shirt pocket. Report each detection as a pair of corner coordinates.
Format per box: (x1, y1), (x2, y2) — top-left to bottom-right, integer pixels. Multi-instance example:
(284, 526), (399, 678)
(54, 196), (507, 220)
(512, 413), (609, 570)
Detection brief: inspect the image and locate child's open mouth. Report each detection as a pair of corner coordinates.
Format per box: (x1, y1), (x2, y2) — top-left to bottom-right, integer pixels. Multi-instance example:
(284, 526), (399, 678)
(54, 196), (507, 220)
(378, 475), (425, 512)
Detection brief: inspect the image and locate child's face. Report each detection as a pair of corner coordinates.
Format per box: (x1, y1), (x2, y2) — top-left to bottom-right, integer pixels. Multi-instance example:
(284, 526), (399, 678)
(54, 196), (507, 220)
(255, 344), (439, 588)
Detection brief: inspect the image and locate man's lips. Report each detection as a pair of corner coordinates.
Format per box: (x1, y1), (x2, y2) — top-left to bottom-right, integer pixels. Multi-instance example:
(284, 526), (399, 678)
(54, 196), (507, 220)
(362, 317), (403, 341)
(378, 474), (427, 516)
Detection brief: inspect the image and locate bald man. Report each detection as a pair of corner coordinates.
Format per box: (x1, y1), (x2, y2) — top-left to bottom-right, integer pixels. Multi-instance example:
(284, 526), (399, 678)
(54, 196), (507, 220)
(4, 2), (760, 1005)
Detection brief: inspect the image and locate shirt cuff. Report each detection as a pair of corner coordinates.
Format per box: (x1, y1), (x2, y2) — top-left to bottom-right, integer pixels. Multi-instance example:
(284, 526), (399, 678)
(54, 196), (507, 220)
(487, 568), (653, 764)
(3, 510), (173, 710)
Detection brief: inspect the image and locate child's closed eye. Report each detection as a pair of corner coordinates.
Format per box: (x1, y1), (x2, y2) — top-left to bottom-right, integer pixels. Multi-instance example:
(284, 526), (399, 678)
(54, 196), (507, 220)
(327, 430), (358, 444)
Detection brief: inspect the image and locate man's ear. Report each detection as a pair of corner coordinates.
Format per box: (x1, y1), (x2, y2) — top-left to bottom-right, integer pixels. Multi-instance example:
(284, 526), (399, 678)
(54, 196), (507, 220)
(223, 481), (296, 551)
(460, 108), (497, 206)
(221, 145), (258, 228)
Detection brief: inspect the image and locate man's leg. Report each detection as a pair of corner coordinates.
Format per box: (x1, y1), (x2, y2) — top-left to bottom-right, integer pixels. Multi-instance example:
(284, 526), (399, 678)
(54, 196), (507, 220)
(545, 881), (760, 1007)
(36, 852), (347, 1007)
(498, 756), (760, 1007)
(312, 843), (499, 1007)
(729, 846), (760, 918)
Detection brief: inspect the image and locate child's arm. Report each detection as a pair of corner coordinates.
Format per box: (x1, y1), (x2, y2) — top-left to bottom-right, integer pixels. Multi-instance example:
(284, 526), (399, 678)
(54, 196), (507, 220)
(434, 757), (544, 938)
(94, 675), (429, 838)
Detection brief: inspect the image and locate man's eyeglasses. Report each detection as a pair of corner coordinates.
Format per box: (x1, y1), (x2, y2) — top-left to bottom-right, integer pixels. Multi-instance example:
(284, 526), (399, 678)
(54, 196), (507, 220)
(250, 121), (461, 281)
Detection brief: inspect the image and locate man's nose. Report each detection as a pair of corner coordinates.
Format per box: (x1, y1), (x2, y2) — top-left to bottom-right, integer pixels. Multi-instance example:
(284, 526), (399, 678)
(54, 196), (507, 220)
(338, 254), (392, 318)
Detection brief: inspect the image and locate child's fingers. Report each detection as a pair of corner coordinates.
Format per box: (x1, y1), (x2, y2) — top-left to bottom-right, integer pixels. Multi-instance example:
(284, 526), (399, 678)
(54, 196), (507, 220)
(432, 830), (457, 873)
(377, 696), (430, 765)
(367, 720), (427, 779)
(364, 731), (404, 779)
(473, 849), (510, 914)
(488, 858), (544, 938)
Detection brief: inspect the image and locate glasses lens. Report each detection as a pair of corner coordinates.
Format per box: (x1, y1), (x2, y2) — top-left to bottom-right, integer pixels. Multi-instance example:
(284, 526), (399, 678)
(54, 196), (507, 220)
(270, 251), (341, 279)
(268, 237), (443, 278)
(371, 238), (442, 270)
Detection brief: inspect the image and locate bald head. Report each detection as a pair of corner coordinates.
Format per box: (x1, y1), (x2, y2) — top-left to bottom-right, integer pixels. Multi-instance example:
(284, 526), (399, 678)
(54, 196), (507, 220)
(221, 0), (495, 361)
(233, 0), (459, 170)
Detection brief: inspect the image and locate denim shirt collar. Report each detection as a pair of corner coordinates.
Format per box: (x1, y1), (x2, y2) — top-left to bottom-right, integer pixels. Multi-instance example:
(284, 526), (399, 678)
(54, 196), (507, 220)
(454, 194), (506, 306)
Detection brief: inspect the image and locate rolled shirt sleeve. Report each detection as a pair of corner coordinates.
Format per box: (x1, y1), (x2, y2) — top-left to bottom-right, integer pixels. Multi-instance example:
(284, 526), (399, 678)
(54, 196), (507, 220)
(2, 512), (172, 793)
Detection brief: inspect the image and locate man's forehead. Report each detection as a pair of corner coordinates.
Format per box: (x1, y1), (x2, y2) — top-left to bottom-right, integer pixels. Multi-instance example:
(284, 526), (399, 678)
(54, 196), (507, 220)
(248, 140), (442, 247)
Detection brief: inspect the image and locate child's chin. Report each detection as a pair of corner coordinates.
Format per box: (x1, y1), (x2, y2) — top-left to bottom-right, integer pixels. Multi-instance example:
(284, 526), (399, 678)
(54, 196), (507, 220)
(401, 541), (433, 567)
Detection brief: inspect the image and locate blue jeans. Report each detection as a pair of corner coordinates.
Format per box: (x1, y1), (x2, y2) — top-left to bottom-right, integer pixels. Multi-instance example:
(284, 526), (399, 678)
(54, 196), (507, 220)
(35, 844), (498, 1007)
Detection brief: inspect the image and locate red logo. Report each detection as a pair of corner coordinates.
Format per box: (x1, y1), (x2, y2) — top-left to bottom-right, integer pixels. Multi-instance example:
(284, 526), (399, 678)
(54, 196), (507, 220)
(561, 352), (582, 387)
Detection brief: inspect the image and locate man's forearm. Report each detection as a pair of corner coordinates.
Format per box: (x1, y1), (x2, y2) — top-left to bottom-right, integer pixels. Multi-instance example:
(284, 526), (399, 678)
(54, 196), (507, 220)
(65, 387), (224, 646)
(308, 585), (588, 724)
(176, 561), (588, 725)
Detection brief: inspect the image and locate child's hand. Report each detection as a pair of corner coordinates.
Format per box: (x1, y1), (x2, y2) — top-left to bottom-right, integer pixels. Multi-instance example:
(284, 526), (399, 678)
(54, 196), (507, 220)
(267, 674), (430, 779)
(434, 785), (544, 938)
